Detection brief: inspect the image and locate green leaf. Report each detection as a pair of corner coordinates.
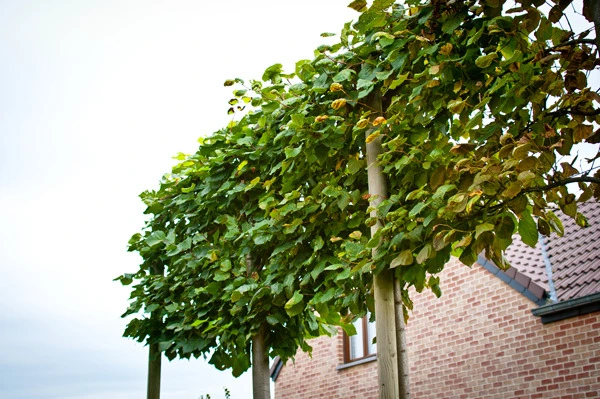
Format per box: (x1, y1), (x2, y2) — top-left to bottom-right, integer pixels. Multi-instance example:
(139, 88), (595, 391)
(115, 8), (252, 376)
(285, 145), (303, 159)
(312, 236), (325, 251)
(146, 303), (159, 313)
(447, 193), (468, 213)
(333, 69), (355, 82)
(347, 0), (367, 12)
(145, 231), (166, 247)
(285, 291), (304, 307)
(373, 0), (394, 9)
(389, 73), (409, 90)
(409, 202), (427, 218)
(344, 241), (365, 259)
(502, 182), (522, 199)
(391, 250), (413, 268)
(366, 229), (382, 249)
(495, 215), (516, 240)
(433, 184), (456, 200)
(231, 290), (242, 302)
(575, 213), (589, 228)
(433, 230), (450, 251)
(429, 166), (446, 191)
(266, 313), (286, 326)
(475, 222), (495, 239)
(322, 186), (341, 197)
(416, 243), (433, 264)
(290, 114), (305, 128)
(441, 11), (464, 34)
(341, 321), (357, 336)
(347, 158), (364, 175)
(475, 53), (498, 68)
(447, 99), (467, 114)
(518, 210), (538, 247)
(285, 292), (305, 317)
(189, 319), (203, 328)
(262, 63), (283, 83)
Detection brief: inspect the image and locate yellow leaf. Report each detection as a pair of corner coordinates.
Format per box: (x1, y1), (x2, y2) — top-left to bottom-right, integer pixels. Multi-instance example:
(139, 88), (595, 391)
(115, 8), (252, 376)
(330, 83), (344, 92)
(237, 160), (248, 171)
(315, 115), (329, 123)
(349, 231), (362, 239)
(447, 98), (466, 114)
(372, 116), (386, 126)
(263, 178), (276, 190)
(439, 43), (453, 56)
(366, 131), (380, 143)
(453, 81), (462, 93)
(332, 98), (347, 110)
(356, 119), (369, 129)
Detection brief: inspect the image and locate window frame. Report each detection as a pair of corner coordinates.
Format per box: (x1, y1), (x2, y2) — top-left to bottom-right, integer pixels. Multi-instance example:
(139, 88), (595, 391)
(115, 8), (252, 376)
(342, 315), (377, 364)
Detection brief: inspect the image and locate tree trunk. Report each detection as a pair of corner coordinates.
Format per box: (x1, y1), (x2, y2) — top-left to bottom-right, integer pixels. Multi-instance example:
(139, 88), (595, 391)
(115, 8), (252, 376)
(147, 343), (161, 399)
(366, 89), (399, 399)
(252, 323), (271, 399)
(246, 254), (271, 399)
(147, 263), (164, 399)
(394, 278), (410, 399)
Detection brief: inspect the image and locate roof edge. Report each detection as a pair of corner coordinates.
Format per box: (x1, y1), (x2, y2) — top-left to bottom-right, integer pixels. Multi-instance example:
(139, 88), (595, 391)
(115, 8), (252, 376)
(477, 255), (548, 306)
(531, 291), (600, 324)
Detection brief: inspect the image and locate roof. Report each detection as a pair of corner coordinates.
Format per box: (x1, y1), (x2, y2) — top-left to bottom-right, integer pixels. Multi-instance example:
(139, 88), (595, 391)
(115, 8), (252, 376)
(505, 201), (600, 302)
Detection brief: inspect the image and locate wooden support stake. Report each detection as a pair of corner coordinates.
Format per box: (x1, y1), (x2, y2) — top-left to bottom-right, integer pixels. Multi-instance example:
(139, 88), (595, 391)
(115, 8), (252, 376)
(366, 89), (400, 399)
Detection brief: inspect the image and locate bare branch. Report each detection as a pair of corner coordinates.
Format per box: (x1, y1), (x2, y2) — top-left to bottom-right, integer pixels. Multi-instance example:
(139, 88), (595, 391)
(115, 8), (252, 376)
(524, 176), (600, 193)
(548, 107), (600, 117)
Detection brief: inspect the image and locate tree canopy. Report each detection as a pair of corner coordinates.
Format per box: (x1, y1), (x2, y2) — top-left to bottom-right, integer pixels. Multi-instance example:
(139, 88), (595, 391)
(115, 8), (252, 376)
(118, 0), (599, 379)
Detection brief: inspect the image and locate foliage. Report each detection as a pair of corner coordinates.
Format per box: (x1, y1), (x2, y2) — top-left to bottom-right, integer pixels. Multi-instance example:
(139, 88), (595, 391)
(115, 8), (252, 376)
(199, 387), (231, 399)
(118, 0), (599, 377)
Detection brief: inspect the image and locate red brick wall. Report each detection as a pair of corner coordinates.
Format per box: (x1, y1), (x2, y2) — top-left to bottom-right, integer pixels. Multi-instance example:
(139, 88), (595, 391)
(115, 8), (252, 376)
(274, 328), (378, 398)
(274, 258), (600, 398)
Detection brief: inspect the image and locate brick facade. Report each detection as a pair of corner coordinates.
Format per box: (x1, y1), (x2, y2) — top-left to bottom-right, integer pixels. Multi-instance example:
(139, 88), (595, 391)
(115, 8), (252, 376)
(274, 258), (600, 398)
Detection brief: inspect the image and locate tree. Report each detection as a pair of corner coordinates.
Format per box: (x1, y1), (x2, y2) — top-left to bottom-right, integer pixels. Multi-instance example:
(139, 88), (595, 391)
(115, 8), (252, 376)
(117, 78), (373, 398)
(118, 0), (599, 398)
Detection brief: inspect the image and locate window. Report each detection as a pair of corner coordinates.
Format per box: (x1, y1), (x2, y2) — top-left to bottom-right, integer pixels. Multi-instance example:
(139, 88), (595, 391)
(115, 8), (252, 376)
(344, 313), (376, 363)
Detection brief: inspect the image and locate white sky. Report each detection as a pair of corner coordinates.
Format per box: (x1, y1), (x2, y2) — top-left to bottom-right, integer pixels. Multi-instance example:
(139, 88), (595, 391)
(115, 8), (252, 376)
(0, 1), (357, 398)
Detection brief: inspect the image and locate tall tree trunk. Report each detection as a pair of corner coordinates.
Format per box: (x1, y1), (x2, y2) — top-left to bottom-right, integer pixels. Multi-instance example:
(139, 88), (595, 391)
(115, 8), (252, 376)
(394, 278), (410, 399)
(252, 323), (271, 399)
(147, 343), (161, 399)
(366, 90), (399, 399)
(246, 254), (271, 399)
(147, 263), (164, 399)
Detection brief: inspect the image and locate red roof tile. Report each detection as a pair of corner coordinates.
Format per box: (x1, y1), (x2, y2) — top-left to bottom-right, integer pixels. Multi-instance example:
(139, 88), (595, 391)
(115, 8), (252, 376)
(505, 201), (600, 302)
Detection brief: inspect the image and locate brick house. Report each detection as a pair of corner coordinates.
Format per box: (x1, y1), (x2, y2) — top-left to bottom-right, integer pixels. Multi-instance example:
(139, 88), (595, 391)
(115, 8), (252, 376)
(271, 201), (600, 398)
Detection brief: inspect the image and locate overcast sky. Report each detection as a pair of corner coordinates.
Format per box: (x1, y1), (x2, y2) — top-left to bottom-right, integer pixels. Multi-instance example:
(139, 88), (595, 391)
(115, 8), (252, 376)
(0, 1), (357, 398)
